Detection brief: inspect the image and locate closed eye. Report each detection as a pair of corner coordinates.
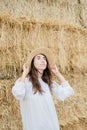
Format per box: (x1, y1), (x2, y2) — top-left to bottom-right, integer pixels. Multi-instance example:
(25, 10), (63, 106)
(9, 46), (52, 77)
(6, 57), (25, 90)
(36, 55), (46, 60)
(43, 56), (46, 60)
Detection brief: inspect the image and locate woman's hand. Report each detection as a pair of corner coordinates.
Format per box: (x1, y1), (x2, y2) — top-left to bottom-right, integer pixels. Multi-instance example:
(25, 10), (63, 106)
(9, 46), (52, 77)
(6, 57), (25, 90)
(51, 64), (59, 75)
(19, 64), (29, 82)
(22, 63), (29, 77)
(51, 64), (66, 83)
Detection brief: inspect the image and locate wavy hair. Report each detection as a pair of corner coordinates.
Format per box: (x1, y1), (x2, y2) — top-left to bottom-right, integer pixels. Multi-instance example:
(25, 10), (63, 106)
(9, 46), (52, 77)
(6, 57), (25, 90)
(28, 54), (53, 94)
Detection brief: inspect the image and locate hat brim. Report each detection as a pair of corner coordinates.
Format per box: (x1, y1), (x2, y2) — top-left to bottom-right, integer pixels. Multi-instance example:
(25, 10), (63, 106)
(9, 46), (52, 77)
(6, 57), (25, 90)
(26, 47), (55, 69)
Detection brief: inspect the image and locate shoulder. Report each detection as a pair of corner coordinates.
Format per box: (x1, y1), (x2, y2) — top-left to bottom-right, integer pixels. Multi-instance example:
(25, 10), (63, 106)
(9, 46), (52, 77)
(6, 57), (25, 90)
(15, 76), (31, 84)
(25, 76), (32, 84)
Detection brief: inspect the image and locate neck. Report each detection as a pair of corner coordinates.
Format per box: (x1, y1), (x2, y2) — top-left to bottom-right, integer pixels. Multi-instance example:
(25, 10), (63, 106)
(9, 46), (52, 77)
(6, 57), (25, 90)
(38, 70), (43, 78)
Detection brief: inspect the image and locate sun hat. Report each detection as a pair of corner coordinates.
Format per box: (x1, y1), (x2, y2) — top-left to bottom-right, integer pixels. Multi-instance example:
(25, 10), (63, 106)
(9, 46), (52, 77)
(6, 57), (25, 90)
(26, 47), (55, 69)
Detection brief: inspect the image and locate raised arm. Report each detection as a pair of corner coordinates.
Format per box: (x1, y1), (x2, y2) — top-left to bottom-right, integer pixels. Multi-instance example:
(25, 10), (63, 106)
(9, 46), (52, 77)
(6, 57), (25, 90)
(12, 63), (29, 100)
(51, 65), (74, 101)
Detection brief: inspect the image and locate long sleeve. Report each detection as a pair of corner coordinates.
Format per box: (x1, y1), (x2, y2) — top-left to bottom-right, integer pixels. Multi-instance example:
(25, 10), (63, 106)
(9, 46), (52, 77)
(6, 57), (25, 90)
(12, 78), (26, 100)
(52, 81), (74, 101)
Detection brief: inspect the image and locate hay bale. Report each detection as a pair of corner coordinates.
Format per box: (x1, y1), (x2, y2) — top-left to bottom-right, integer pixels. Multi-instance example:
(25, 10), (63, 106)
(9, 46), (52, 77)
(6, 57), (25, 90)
(0, 15), (87, 79)
(0, 0), (87, 28)
(0, 79), (22, 130)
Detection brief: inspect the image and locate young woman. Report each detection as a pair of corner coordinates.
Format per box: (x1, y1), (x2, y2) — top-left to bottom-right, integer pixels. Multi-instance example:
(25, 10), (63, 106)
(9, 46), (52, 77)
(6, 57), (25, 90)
(12, 47), (74, 130)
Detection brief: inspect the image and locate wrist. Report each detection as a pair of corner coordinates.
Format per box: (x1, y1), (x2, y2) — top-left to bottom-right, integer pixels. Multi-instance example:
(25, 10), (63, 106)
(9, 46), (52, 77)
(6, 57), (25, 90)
(19, 73), (26, 82)
(22, 72), (27, 77)
(56, 72), (66, 83)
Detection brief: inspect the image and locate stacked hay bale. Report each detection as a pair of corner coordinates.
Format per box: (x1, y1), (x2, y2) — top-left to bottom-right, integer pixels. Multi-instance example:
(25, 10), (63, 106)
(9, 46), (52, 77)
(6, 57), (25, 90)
(0, 0), (87, 28)
(0, 1), (87, 130)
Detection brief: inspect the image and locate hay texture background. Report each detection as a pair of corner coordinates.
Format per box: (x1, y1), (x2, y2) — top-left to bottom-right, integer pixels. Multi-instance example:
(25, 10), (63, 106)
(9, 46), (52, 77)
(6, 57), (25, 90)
(0, 0), (87, 130)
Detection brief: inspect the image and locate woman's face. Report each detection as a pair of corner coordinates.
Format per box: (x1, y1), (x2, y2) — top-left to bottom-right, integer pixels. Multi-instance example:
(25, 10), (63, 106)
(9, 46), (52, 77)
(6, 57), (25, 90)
(34, 54), (47, 71)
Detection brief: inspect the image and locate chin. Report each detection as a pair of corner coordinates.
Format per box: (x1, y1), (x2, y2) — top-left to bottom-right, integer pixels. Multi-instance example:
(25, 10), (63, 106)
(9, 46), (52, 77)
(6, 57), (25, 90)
(40, 68), (46, 70)
(39, 67), (46, 70)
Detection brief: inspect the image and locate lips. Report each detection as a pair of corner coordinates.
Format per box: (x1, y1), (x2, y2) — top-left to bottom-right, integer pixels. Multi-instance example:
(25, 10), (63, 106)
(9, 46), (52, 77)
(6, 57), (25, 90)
(40, 63), (46, 66)
(40, 64), (45, 65)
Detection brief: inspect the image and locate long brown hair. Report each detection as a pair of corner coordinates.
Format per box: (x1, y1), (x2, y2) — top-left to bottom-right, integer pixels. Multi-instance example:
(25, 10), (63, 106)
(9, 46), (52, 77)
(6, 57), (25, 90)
(28, 54), (53, 94)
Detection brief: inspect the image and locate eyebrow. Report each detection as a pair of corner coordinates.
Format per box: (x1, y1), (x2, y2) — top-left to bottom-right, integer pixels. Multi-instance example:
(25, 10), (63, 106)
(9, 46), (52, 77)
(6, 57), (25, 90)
(36, 55), (46, 58)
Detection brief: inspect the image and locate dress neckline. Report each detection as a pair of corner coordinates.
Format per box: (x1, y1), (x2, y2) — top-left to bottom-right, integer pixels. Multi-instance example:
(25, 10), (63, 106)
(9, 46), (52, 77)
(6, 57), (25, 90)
(38, 78), (42, 81)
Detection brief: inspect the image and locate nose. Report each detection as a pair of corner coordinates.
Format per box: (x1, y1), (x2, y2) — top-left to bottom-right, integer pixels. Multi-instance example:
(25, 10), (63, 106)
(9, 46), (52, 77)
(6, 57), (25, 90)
(41, 58), (45, 63)
(41, 60), (45, 63)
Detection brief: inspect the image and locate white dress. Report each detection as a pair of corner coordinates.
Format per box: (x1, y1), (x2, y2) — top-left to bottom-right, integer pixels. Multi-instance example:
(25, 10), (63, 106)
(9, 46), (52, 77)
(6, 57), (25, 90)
(12, 77), (74, 130)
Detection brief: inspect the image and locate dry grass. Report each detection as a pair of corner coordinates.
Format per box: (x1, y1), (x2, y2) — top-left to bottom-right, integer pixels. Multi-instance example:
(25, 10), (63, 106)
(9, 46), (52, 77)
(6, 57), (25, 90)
(0, 15), (87, 79)
(0, 0), (87, 28)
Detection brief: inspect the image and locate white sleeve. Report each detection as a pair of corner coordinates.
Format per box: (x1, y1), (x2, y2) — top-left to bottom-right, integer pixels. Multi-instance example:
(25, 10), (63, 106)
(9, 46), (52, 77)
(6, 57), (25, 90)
(52, 81), (74, 101)
(12, 78), (26, 100)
